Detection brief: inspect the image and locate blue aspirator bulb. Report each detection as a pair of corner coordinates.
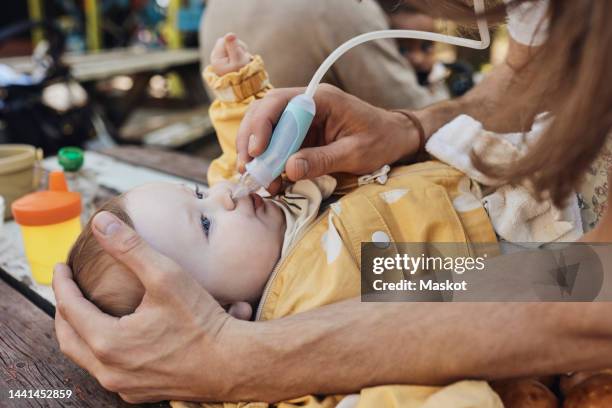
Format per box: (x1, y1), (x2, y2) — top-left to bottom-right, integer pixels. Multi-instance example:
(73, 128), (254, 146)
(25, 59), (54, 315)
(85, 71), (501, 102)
(235, 94), (315, 197)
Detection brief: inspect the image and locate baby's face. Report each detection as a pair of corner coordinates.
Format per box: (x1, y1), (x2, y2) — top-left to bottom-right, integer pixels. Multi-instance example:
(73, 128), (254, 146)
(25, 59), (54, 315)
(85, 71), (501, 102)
(123, 182), (285, 305)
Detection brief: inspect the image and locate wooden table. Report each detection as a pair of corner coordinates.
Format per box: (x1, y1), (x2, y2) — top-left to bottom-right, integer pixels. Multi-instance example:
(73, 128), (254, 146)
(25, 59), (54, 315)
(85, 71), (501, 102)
(0, 48), (200, 83)
(0, 279), (167, 408)
(1, 147), (210, 407)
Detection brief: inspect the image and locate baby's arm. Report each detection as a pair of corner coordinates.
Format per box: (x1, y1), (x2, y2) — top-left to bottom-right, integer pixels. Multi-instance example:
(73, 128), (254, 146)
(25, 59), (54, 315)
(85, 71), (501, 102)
(204, 33), (273, 186)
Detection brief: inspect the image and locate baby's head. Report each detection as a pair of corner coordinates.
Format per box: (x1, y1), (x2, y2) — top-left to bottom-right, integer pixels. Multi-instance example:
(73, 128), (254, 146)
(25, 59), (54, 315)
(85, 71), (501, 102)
(68, 182), (285, 318)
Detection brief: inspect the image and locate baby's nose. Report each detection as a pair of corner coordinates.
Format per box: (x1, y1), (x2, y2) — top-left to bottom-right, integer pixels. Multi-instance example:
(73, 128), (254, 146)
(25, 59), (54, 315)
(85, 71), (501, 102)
(219, 190), (236, 211)
(209, 182), (237, 210)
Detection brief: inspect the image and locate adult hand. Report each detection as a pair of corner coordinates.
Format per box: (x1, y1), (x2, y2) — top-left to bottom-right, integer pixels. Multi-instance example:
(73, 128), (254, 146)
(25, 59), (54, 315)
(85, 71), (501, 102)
(53, 212), (245, 403)
(236, 84), (422, 194)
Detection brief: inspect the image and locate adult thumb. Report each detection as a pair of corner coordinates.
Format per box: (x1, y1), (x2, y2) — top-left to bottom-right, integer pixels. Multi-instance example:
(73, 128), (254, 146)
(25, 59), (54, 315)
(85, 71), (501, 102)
(285, 137), (355, 181)
(91, 211), (183, 295)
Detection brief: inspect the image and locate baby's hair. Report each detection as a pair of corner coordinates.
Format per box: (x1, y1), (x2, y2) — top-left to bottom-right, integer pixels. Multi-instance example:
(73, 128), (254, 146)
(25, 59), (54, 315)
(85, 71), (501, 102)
(67, 196), (144, 317)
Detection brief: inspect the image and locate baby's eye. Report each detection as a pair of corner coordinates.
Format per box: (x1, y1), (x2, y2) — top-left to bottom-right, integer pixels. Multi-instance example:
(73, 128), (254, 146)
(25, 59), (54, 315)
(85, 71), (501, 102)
(195, 185), (207, 199)
(201, 215), (211, 236)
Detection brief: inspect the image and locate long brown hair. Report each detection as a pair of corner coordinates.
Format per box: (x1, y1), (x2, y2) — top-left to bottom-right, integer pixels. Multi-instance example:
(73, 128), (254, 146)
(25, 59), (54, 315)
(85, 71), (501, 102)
(403, 0), (612, 206)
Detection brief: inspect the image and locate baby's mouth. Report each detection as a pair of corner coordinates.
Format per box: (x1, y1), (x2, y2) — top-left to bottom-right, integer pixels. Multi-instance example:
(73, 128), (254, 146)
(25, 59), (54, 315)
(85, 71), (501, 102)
(249, 193), (264, 210)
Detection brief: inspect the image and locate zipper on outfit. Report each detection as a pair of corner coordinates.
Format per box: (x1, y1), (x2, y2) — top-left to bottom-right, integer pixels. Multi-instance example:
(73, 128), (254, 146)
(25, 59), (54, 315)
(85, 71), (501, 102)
(255, 208), (331, 321)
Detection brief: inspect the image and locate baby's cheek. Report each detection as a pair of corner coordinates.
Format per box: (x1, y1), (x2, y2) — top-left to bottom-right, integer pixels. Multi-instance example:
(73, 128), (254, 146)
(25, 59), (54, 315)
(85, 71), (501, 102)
(191, 256), (240, 302)
(208, 256), (268, 303)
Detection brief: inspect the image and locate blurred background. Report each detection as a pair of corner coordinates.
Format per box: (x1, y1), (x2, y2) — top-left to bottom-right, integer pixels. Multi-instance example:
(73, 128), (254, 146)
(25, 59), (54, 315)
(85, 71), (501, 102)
(0, 0), (509, 160)
(0, 0), (214, 157)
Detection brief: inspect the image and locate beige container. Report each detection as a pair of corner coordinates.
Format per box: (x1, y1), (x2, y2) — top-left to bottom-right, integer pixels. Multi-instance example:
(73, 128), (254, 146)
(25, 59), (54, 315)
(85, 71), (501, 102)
(0, 144), (43, 220)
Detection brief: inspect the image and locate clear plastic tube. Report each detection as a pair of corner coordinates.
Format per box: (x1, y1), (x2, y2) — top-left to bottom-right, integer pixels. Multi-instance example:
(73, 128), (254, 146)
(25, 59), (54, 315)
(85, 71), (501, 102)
(305, 0), (490, 98)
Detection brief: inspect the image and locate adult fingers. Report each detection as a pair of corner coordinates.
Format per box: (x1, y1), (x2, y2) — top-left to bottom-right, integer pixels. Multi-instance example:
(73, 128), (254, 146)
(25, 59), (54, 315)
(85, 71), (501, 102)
(119, 391), (176, 404)
(236, 88), (304, 167)
(284, 137), (360, 181)
(90, 211), (189, 297)
(56, 316), (140, 395)
(52, 263), (119, 348)
(54, 308), (104, 376)
(119, 393), (150, 405)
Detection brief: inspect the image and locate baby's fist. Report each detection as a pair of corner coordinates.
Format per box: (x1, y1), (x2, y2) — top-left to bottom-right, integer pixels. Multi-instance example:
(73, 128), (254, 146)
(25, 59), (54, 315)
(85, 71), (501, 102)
(211, 33), (252, 76)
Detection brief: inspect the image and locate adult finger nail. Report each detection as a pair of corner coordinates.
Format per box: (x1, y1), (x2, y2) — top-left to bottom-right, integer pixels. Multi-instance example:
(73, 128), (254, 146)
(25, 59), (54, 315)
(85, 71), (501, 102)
(93, 212), (121, 236)
(295, 158), (309, 178)
(248, 134), (257, 155)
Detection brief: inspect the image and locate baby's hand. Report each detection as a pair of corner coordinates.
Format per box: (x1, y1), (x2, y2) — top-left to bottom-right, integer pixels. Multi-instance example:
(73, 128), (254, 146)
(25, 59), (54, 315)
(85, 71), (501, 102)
(211, 33), (252, 76)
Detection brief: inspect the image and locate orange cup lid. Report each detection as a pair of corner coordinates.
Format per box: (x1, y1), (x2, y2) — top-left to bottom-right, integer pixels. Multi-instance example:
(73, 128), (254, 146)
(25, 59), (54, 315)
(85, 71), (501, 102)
(11, 171), (82, 226)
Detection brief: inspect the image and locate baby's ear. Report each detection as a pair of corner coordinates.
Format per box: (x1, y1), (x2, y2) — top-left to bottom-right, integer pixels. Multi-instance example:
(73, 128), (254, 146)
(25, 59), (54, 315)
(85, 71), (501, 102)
(228, 301), (253, 321)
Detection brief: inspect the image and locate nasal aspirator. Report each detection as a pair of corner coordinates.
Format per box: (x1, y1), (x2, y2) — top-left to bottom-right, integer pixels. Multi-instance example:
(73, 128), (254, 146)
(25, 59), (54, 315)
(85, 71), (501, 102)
(232, 0), (490, 199)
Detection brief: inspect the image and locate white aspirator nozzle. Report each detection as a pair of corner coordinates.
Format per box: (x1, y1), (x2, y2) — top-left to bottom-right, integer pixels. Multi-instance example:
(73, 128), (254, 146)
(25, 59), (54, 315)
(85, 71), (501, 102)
(232, 172), (262, 199)
(235, 0), (489, 196)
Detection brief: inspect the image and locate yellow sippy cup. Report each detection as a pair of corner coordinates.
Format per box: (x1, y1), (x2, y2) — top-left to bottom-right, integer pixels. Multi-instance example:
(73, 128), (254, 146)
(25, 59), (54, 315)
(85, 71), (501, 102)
(12, 171), (82, 285)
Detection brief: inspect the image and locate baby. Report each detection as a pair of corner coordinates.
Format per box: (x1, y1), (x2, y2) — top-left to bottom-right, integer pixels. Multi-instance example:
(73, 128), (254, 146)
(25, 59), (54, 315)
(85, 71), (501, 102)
(66, 28), (497, 342)
(68, 34), (327, 320)
(68, 180), (286, 319)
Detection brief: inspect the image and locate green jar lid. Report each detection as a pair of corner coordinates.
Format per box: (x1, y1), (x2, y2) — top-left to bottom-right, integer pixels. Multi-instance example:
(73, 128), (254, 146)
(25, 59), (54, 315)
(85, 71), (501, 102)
(58, 147), (84, 172)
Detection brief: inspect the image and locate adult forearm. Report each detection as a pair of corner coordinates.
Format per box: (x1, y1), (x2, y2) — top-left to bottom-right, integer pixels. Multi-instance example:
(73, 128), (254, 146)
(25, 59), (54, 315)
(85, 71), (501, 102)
(225, 301), (612, 402)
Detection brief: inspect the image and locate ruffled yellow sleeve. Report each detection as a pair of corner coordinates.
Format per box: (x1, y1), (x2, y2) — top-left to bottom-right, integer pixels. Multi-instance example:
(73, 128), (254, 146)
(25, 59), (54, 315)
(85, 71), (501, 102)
(203, 56), (273, 186)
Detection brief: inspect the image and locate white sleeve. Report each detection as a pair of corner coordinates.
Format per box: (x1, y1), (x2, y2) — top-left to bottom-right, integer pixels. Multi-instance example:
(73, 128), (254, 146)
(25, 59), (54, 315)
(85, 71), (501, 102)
(503, 0), (549, 46)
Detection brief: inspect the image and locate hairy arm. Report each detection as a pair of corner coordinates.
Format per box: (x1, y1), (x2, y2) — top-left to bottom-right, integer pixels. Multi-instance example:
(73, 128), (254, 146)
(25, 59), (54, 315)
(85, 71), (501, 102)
(224, 300), (612, 402)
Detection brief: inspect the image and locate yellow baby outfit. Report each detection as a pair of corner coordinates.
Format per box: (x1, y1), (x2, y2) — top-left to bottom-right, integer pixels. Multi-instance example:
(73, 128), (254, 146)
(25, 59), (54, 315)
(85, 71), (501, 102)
(172, 58), (502, 408)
